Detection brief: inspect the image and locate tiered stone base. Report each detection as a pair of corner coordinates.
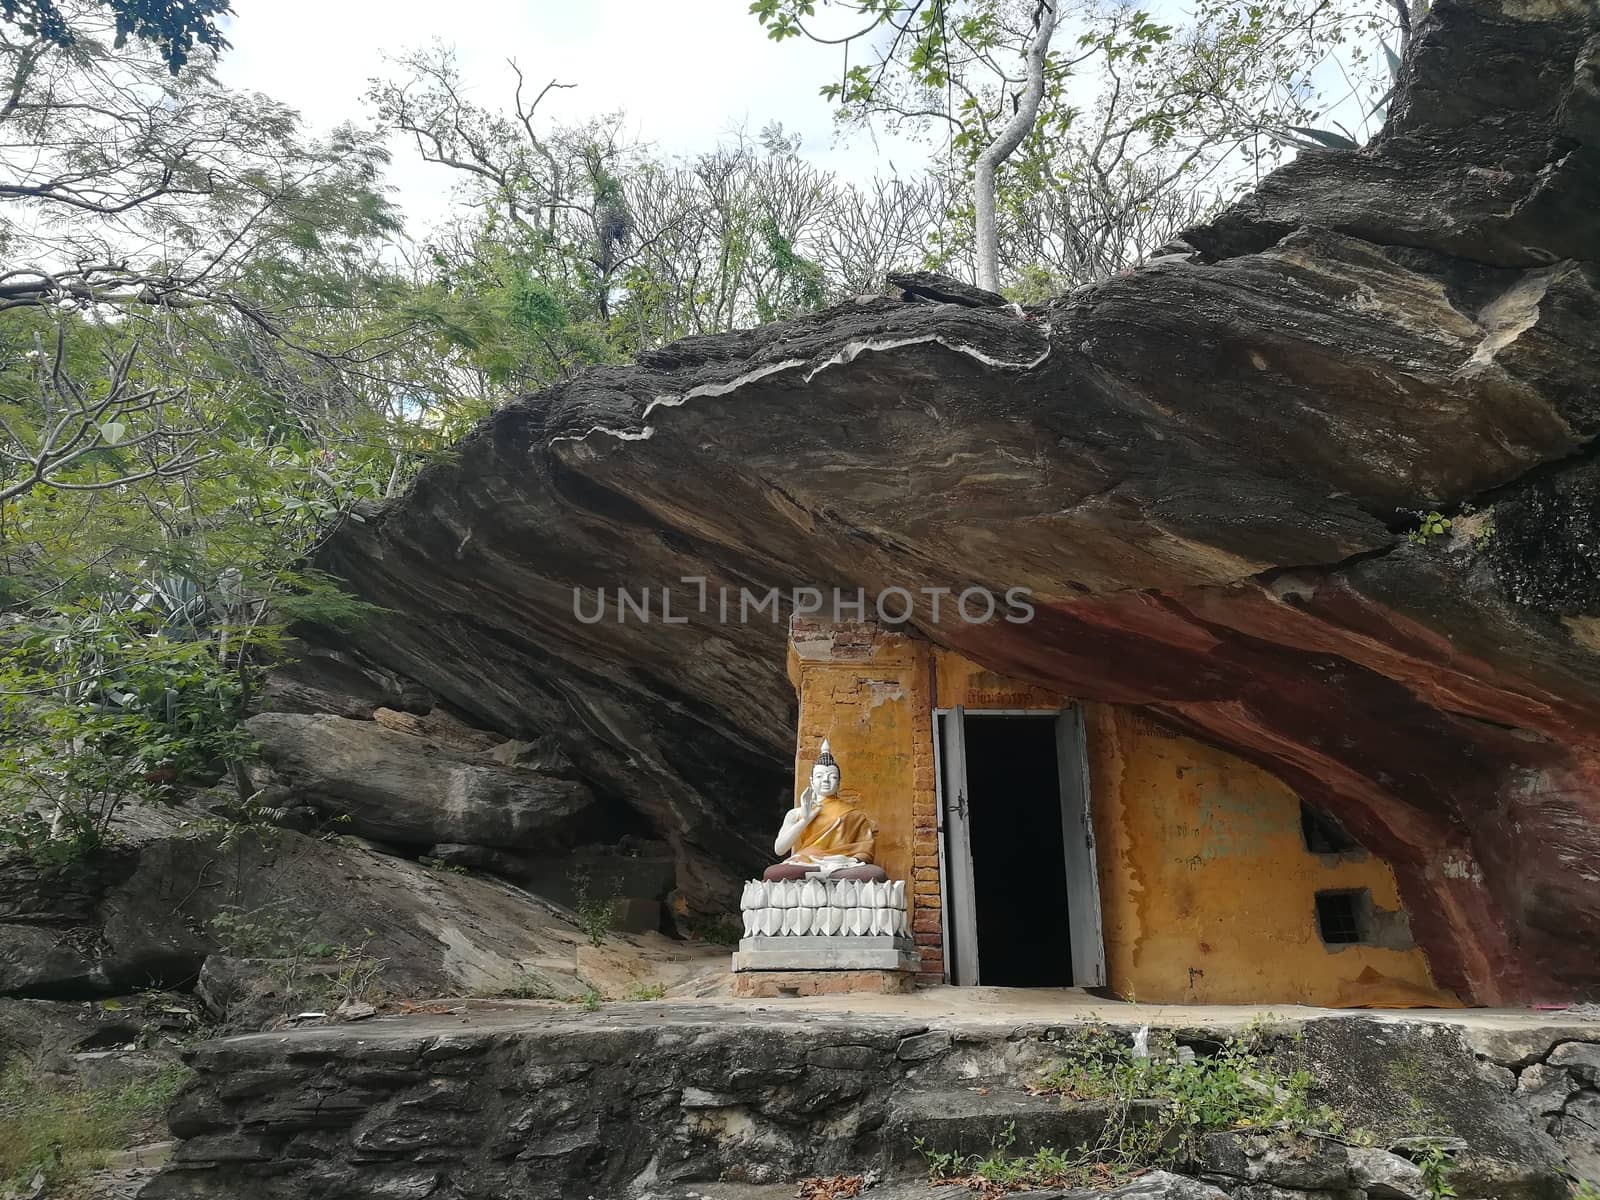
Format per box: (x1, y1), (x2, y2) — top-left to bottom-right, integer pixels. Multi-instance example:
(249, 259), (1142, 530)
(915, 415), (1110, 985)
(734, 934), (920, 972)
(731, 967), (917, 997)
(733, 875), (919, 991)
(739, 876), (910, 937)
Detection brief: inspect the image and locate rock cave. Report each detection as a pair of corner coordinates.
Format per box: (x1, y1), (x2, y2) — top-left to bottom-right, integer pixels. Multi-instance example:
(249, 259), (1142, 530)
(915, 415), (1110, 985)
(259, 0), (1600, 1008)
(3, 0), (1599, 1196)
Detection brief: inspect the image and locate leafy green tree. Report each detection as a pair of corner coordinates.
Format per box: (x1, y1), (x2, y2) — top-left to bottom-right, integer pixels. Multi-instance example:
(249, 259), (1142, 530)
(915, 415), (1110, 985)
(0, 20), (466, 859)
(0, 603), (256, 857)
(371, 49), (940, 360)
(370, 46), (668, 362)
(751, 0), (1404, 294)
(0, 6), (398, 333)
(0, 292), (411, 858)
(0, 0), (229, 72)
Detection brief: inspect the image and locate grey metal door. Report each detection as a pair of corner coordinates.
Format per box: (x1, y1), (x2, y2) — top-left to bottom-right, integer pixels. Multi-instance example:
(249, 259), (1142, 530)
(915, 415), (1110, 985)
(939, 705), (981, 985)
(1055, 706), (1106, 988)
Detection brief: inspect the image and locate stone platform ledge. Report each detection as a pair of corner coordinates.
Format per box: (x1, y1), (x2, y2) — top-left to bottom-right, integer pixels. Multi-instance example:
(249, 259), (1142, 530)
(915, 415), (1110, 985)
(136, 1003), (1596, 1200)
(140, 1004), (1600, 1200)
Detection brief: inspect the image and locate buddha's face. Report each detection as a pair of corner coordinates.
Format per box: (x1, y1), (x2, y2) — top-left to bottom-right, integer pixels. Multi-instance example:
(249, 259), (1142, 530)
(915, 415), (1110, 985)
(810, 763), (840, 797)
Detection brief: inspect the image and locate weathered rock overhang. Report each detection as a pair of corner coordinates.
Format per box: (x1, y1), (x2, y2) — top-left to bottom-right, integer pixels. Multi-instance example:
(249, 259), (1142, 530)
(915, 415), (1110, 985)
(291, 0), (1600, 1004)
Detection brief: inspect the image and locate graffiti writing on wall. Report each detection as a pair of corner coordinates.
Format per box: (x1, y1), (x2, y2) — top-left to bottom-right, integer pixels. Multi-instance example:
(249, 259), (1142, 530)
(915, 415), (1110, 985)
(963, 690), (1055, 709)
(1170, 790), (1292, 862)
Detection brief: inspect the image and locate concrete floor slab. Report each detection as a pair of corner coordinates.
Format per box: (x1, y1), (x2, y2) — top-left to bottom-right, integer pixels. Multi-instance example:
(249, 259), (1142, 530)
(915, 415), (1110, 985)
(245, 987), (1598, 1059)
(634, 984), (1597, 1037)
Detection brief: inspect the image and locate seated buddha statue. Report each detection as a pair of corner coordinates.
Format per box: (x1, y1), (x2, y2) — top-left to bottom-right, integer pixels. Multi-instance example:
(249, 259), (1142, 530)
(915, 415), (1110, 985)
(763, 740), (889, 883)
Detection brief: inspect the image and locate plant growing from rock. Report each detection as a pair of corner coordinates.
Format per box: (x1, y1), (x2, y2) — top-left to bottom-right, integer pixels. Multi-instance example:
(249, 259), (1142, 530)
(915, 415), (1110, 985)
(208, 903), (386, 1017)
(920, 1024), (1345, 1188)
(1039, 1024), (1339, 1140)
(918, 1122), (1090, 1190)
(326, 940), (388, 1010)
(1408, 510), (1453, 545)
(184, 793), (293, 854)
(496, 973), (556, 1000)
(209, 900), (307, 958)
(570, 868), (621, 947)
(1416, 1140), (1458, 1200)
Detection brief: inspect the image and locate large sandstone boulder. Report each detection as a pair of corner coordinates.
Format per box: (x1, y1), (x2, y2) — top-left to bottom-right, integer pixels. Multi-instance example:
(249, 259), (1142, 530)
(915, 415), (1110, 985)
(245, 711), (603, 851)
(0, 809), (686, 1004)
(0, 847), (212, 999)
(279, 0), (1600, 1003)
(1291, 1016), (1576, 1198)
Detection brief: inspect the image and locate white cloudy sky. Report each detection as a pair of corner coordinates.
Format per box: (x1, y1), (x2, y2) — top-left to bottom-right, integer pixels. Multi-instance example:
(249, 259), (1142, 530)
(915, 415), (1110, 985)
(216, 0), (933, 234)
(214, 1), (1384, 240)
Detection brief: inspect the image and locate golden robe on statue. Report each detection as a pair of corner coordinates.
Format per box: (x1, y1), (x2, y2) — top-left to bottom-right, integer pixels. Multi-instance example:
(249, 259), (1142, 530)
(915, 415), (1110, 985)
(787, 797), (876, 864)
(765, 738), (887, 882)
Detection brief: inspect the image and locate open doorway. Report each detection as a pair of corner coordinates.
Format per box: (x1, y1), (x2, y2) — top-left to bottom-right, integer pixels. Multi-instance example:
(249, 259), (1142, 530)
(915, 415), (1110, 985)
(936, 706), (1105, 988)
(966, 716), (1072, 985)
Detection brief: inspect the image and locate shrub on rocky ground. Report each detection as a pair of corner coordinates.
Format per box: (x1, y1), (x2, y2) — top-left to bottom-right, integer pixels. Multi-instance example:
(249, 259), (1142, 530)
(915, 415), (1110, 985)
(0, 1056), (190, 1195)
(920, 1023), (1341, 1191)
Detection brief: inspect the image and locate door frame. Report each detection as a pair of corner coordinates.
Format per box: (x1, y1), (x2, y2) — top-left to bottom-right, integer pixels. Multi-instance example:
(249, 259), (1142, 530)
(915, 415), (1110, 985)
(933, 705), (1106, 987)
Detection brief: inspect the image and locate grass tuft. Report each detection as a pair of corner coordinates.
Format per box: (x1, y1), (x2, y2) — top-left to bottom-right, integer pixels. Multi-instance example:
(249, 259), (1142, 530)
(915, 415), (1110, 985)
(0, 1058), (191, 1192)
(919, 1022), (1345, 1191)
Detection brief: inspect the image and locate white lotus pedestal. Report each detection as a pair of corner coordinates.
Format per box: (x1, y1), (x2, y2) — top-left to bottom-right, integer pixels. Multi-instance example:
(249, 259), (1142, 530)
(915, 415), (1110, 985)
(731, 876), (920, 998)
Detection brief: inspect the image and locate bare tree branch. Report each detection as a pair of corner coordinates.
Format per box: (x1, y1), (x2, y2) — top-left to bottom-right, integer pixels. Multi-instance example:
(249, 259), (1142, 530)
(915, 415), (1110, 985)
(0, 319), (216, 504)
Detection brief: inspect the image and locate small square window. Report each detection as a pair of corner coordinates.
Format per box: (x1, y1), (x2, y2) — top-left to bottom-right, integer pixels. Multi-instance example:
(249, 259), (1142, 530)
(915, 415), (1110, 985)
(1301, 801), (1359, 854)
(1316, 889), (1372, 946)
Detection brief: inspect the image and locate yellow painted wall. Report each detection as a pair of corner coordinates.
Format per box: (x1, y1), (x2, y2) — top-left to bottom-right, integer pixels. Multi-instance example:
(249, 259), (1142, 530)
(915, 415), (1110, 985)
(786, 621), (924, 895)
(932, 649), (1064, 712)
(785, 621), (1453, 1005)
(1085, 706), (1455, 1006)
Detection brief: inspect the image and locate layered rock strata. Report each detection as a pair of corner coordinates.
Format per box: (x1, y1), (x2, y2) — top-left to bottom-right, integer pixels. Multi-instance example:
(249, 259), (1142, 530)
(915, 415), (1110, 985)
(140, 1011), (1595, 1200)
(281, 0), (1600, 1001)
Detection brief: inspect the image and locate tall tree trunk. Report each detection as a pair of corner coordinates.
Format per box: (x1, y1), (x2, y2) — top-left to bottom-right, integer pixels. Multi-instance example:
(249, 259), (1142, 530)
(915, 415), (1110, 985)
(1389, 0), (1419, 53)
(973, 0), (1058, 293)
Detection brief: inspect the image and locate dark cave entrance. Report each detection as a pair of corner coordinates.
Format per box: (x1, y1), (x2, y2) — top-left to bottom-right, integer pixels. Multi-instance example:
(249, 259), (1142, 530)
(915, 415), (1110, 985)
(937, 707), (1105, 988)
